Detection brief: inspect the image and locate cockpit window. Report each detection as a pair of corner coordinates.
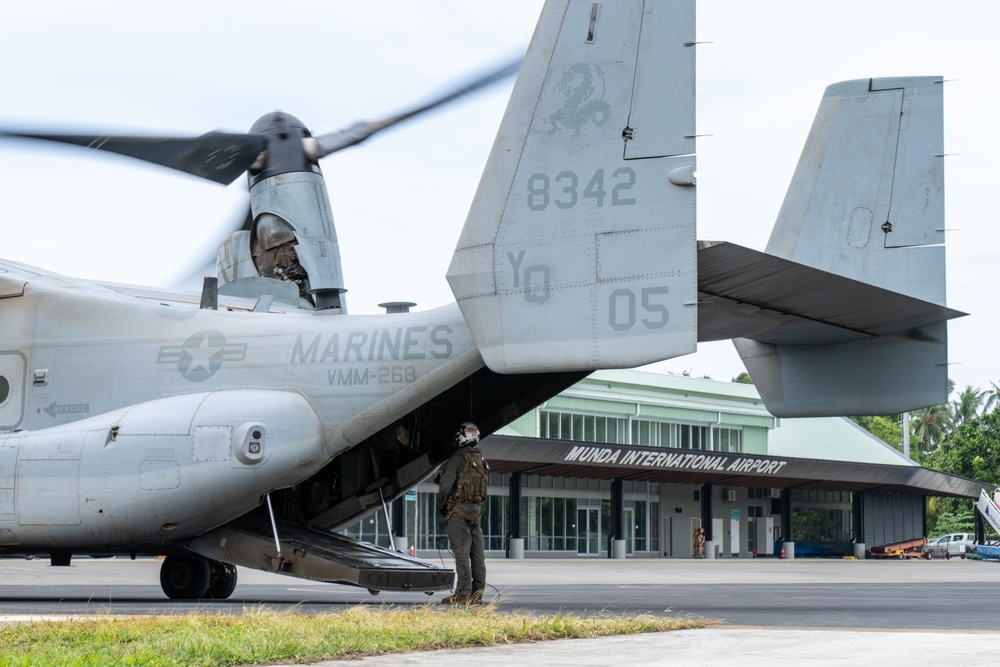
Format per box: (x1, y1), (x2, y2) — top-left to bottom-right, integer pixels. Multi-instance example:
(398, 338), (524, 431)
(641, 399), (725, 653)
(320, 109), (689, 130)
(251, 213), (312, 303)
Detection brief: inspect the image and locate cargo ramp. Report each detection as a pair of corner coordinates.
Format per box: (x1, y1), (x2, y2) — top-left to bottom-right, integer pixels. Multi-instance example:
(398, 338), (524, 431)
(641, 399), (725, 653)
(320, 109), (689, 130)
(185, 513), (453, 593)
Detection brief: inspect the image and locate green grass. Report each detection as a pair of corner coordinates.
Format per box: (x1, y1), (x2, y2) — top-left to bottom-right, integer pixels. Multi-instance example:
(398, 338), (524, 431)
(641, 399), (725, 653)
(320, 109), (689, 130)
(0, 605), (712, 666)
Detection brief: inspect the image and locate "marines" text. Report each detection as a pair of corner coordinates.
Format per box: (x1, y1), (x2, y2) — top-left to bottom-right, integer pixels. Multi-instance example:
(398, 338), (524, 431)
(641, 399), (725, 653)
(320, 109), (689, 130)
(290, 326), (453, 364)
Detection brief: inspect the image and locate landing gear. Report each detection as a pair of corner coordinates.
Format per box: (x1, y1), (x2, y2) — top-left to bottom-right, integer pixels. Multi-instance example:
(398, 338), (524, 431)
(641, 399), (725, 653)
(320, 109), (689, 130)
(160, 555), (210, 599)
(159, 555), (238, 600)
(207, 561), (238, 599)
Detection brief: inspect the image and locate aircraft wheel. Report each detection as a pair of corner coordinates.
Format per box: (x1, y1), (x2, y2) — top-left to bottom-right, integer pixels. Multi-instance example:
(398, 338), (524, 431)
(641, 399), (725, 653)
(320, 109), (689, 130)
(160, 555), (211, 600)
(207, 561), (238, 599)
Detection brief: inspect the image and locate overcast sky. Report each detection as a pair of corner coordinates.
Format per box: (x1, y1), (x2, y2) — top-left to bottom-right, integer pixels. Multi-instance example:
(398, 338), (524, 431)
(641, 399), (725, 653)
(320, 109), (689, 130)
(1, 1), (997, 397)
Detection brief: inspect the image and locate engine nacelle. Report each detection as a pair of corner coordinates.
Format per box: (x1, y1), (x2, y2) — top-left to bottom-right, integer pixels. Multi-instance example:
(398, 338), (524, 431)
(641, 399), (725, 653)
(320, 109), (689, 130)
(0, 389), (328, 552)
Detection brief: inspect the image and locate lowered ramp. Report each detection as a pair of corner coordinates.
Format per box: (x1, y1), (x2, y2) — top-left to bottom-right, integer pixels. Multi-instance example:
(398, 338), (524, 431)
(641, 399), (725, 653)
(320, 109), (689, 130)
(186, 514), (453, 593)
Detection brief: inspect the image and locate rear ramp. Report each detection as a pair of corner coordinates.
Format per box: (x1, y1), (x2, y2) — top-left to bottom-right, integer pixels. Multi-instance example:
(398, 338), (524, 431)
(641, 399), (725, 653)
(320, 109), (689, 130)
(186, 514), (453, 593)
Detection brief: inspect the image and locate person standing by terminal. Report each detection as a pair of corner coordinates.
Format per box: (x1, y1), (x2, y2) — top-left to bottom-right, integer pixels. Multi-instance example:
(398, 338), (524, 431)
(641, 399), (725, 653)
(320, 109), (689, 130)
(437, 421), (488, 604)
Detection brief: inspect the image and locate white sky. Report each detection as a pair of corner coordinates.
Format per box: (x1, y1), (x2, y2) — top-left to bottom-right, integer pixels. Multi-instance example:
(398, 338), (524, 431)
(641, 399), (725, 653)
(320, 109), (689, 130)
(1, 1), (997, 396)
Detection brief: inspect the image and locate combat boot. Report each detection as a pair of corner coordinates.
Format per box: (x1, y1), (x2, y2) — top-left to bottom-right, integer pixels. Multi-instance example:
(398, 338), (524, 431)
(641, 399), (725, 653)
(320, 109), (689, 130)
(442, 593), (470, 605)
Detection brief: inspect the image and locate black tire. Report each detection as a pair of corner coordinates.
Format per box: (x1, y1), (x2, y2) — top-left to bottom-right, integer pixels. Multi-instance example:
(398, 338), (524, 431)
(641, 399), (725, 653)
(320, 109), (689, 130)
(160, 555), (211, 600)
(207, 561), (238, 599)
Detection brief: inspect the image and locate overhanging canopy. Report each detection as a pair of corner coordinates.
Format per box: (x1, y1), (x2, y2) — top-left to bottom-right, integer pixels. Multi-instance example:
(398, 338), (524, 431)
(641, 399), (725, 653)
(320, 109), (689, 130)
(481, 436), (984, 498)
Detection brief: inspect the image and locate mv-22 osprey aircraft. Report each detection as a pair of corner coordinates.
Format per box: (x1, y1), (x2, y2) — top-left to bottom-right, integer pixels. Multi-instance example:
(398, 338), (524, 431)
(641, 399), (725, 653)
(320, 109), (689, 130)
(0, 0), (964, 599)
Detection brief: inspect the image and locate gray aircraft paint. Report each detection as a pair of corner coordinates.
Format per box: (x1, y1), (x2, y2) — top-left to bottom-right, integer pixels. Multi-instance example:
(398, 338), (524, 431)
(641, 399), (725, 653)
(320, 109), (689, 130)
(0, 0), (963, 592)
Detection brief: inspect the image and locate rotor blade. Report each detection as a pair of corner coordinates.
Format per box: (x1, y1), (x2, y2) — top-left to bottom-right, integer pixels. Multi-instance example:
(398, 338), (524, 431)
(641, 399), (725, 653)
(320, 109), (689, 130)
(0, 130), (267, 185)
(314, 58), (522, 158)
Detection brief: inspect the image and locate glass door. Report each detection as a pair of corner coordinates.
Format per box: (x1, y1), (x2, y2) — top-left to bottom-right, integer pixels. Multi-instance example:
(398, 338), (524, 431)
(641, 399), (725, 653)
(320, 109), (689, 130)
(577, 507), (600, 555)
(623, 507), (635, 556)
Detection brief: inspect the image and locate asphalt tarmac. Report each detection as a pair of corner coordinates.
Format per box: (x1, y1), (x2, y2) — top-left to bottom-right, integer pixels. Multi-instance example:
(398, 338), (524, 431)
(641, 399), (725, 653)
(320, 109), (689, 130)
(2, 556), (999, 664)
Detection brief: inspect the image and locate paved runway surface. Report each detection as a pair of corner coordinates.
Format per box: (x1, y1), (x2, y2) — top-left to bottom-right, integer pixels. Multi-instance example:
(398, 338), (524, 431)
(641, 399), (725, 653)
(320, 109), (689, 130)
(2, 556), (999, 663)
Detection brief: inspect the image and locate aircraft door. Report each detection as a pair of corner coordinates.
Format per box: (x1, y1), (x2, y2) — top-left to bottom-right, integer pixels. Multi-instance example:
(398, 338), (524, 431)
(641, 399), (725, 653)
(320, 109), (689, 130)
(0, 353), (25, 430)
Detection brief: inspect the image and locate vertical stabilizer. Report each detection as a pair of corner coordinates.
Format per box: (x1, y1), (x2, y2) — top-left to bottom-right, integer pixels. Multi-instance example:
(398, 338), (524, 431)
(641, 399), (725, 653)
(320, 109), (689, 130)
(766, 77), (946, 304)
(447, 0), (698, 373)
(736, 77), (951, 417)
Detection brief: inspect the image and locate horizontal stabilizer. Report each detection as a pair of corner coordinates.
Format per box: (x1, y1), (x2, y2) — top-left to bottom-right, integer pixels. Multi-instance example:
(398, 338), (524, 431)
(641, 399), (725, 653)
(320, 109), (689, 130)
(696, 241), (965, 346)
(448, 0), (699, 373)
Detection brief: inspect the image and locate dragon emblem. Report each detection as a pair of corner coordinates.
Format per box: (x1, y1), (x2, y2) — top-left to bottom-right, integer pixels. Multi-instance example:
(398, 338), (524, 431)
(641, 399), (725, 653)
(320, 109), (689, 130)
(547, 64), (612, 138)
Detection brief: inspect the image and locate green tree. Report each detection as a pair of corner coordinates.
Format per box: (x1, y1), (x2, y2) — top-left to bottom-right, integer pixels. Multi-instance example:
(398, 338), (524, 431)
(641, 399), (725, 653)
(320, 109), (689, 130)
(850, 415), (902, 449)
(952, 385), (985, 425)
(927, 409), (1000, 487)
(928, 500), (975, 537)
(983, 381), (1000, 413)
(911, 403), (954, 461)
(731, 371), (753, 384)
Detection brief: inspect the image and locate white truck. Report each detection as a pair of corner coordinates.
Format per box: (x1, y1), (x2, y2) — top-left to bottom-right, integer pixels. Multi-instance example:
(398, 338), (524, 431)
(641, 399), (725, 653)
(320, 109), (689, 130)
(924, 533), (973, 559)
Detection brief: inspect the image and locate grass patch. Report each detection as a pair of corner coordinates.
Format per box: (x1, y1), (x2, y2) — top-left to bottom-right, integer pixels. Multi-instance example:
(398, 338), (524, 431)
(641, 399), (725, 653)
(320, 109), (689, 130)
(0, 604), (712, 666)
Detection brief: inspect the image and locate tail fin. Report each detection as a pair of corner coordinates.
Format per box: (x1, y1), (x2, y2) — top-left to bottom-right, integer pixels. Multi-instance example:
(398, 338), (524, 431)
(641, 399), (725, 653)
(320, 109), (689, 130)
(735, 77), (953, 417)
(447, 0), (699, 373)
(766, 76), (946, 303)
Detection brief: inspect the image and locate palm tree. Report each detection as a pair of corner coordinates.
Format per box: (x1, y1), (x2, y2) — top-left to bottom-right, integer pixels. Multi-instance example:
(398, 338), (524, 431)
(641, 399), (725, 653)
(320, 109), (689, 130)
(911, 403), (954, 459)
(952, 385), (985, 425)
(984, 381), (1000, 413)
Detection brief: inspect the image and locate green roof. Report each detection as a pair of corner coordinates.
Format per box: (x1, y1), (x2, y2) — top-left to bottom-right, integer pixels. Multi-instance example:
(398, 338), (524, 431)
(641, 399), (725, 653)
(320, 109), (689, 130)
(562, 370), (915, 467)
(767, 416), (917, 467)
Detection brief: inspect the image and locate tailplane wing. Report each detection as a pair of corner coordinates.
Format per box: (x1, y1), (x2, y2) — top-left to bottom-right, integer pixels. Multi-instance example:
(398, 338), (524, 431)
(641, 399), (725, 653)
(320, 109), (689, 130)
(447, 0), (699, 373)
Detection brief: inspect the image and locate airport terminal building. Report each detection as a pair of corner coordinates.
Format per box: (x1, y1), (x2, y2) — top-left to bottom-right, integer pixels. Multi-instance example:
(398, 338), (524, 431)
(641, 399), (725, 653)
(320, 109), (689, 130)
(346, 370), (981, 559)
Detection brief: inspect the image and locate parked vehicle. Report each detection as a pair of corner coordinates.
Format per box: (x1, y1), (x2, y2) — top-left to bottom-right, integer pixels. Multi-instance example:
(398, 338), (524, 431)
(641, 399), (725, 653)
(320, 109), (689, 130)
(924, 533), (974, 559)
(867, 537), (926, 559)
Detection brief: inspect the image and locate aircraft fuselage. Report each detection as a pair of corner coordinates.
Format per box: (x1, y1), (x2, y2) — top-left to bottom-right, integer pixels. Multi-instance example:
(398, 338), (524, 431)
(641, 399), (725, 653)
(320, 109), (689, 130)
(0, 269), (485, 553)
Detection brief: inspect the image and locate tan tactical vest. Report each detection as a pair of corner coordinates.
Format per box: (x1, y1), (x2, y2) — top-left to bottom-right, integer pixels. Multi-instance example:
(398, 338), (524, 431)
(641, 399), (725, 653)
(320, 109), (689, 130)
(452, 449), (488, 505)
